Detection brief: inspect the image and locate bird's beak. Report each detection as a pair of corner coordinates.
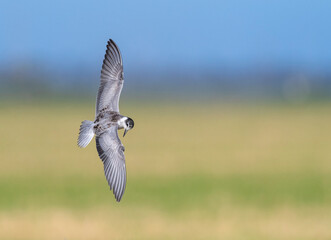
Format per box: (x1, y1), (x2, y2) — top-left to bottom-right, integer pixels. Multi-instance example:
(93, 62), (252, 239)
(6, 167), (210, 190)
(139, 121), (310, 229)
(123, 129), (128, 137)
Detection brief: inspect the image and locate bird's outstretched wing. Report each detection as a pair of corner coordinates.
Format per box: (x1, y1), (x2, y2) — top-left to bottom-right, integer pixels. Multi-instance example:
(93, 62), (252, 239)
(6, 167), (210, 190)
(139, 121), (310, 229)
(96, 39), (124, 115)
(96, 125), (126, 201)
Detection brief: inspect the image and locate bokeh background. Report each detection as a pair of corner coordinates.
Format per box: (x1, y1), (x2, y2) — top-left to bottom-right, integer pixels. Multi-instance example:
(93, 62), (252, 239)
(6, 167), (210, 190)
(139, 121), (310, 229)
(1, 1), (331, 239)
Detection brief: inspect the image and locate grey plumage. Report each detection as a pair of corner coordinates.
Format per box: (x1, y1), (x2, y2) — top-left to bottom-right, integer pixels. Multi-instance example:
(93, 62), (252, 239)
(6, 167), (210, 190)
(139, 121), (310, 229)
(96, 126), (126, 201)
(78, 39), (134, 202)
(78, 120), (94, 148)
(96, 39), (124, 114)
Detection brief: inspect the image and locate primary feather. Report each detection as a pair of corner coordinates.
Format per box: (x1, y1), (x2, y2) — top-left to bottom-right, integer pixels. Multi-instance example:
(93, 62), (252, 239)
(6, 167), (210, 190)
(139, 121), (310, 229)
(96, 39), (124, 115)
(96, 126), (126, 201)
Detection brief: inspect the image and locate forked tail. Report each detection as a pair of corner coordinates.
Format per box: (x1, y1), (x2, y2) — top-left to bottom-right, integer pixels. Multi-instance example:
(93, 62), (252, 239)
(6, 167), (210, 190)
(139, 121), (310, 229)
(78, 120), (94, 148)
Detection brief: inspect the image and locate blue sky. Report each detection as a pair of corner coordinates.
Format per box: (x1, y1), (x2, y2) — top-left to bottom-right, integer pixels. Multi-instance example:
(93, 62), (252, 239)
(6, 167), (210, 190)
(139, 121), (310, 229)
(1, 0), (331, 72)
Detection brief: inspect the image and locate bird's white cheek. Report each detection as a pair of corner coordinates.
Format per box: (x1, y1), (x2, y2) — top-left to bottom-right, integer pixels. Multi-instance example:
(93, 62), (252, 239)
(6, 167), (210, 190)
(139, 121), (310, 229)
(117, 118), (127, 129)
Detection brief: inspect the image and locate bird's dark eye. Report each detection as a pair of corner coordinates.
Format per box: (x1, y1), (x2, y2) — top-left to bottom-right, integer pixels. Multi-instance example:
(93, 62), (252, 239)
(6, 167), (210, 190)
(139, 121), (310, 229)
(127, 118), (134, 128)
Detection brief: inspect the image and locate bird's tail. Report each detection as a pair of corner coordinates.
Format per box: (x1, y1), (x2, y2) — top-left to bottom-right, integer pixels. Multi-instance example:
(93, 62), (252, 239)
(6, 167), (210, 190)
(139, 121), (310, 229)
(78, 120), (94, 148)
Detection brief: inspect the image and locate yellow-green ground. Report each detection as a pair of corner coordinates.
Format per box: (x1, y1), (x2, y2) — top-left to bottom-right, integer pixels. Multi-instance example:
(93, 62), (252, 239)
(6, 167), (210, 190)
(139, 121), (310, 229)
(1, 100), (331, 239)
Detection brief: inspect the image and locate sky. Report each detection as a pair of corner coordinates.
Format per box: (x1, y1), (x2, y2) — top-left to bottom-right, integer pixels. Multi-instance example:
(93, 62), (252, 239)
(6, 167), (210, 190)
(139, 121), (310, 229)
(1, 0), (331, 72)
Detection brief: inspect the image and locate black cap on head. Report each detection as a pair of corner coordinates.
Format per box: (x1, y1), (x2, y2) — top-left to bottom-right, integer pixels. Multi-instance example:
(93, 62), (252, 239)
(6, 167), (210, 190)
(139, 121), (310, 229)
(126, 118), (134, 129)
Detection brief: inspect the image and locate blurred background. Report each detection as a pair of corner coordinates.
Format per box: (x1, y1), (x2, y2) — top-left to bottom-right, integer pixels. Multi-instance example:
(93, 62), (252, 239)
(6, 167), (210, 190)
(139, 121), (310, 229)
(1, 0), (331, 239)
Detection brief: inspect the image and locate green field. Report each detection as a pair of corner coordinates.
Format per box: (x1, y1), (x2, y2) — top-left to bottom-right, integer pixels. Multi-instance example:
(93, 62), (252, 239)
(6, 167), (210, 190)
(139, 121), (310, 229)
(1, 101), (331, 239)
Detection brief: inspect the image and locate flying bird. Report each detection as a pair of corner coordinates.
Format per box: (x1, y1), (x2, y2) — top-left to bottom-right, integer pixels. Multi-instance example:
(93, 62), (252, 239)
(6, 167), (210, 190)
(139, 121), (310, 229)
(77, 39), (134, 202)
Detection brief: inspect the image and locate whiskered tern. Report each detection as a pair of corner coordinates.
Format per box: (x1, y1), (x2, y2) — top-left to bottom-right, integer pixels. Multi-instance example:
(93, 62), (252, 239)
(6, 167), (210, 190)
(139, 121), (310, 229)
(78, 39), (134, 202)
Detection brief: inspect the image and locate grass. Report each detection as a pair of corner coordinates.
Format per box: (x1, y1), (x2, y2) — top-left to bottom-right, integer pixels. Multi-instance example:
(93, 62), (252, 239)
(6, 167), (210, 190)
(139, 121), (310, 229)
(1, 100), (331, 239)
(1, 173), (330, 211)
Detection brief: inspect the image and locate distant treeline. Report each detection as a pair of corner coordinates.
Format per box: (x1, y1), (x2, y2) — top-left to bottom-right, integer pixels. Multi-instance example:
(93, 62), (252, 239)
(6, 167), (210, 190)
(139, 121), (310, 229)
(1, 62), (331, 102)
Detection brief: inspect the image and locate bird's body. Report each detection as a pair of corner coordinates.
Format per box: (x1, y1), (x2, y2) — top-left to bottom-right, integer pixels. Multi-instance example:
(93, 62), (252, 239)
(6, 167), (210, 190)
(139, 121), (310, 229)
(94, 110), (125, 134)
(77, 39), (134, 202)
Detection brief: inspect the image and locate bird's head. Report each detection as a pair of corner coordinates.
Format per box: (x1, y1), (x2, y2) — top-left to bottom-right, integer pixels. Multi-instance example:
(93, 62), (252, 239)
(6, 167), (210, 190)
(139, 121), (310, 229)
(123, 117), (134, 137)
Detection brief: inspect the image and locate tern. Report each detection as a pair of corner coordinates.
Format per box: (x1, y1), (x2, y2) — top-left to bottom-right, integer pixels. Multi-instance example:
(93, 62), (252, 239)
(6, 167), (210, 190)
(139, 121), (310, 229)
(77, 39), (134, 202)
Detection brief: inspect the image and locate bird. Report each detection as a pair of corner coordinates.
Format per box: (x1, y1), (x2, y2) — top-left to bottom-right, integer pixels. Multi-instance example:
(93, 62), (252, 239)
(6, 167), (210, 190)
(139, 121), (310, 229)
(77, 39), (134, 202)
